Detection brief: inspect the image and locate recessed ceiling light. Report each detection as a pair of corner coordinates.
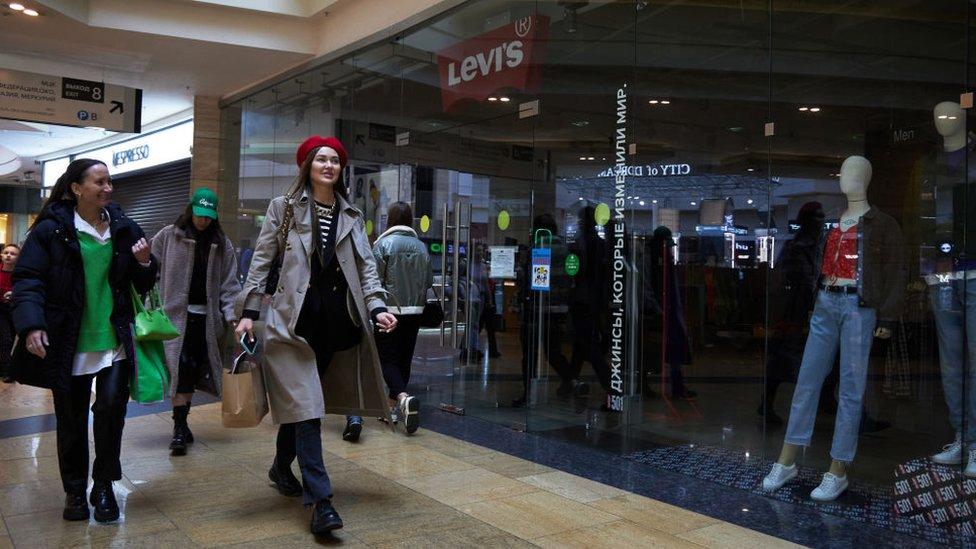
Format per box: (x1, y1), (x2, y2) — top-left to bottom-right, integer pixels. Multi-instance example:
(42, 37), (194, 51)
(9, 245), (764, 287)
(747, 198), (754, 205)
(809, 107), (821, 113)
(639, 200), (645, 206)
(488, 97), (498, 102)
(578, 197), (584, 201)
(747, 167), (755, 172)
(938, 115), (949, 119)
(690, 201), (697, 206)
(652, 199), (658, 204)
(648, 100), (659, 104)
(587, 156), (595, 160)
(23, 7), (38, 15)
(798, 107), (809, 112)
(660, 100), (671, 105)
(9, 3), (24, 10)
(579, 156), (586, 161)
(499, 97), (510, 102)
(949, 115), (958, 120)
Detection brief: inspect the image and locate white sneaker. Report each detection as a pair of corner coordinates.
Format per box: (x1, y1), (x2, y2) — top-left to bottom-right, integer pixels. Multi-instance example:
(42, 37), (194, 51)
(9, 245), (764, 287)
(932, 435), (963, 465)
(966, 449), (976, 478)
(810, 473), (848, 502)
(398, 394), (419, 435)
(761, 463), (797, 492)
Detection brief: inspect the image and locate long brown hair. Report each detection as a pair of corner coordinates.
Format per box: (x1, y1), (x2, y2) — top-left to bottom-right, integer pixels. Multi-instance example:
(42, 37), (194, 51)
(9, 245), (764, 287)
(33, 158), (106, 228)
(286, 147), (348, 200)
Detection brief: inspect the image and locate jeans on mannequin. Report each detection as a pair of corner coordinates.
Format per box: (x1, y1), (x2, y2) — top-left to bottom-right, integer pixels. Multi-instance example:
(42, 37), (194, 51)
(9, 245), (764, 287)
(785, 291), (877, 462)
(928, 278), (976, 449)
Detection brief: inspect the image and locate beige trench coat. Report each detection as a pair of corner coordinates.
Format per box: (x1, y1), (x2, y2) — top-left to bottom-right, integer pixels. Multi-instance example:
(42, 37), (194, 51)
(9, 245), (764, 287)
(235, 191), (390, 425)
(151, 225), (240, 397)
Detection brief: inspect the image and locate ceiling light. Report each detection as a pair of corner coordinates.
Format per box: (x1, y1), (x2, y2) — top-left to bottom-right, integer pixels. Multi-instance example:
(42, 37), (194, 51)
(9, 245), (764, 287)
(798, 107), (809, 112)
(587, 156), (595, 160)
(809, 107), (821, 113)
(9, 3), (24, 10)
(949, 115), (958, 120)
(499, 97), (510, 102)
(660, 100), (671, 105)
(578, 197), (584, 201)
(938, 115), (948, 119)
(652, 199), (658, 204)
(747, 168), (755, 172)
(488, 97), (498, 102)
(23, 7), (38, 15)
(728, 127), (743, 133)
(690, 201), (697, 206)
(747, 198), (754, 205)
(639, 200), (645, 206)
(579, 156), (586, 161)
(648, 100), (659, 105)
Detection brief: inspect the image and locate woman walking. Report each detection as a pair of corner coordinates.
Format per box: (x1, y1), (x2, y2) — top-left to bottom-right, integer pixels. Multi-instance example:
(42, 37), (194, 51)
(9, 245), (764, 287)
(0, 243), (20, 383)
(235, 136), (396, 536)
(372, 201), (432, 434)
(11, 158), (157, 522)
(152, 188), (239, 455)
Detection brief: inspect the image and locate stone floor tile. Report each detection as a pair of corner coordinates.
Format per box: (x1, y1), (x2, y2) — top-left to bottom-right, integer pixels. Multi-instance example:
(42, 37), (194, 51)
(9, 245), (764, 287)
(677, 522), (804, 548)
(0, 432), (59, 461)
(533, 520), (703, 548)
(347, 445), (478, 480)
(89, 528), (198, 548)
(518, 471), (629, 504)
(589, 493), (720, 535)
(405, 430), (495, 459)
(398, 467), (538, 507)
(460, 490), (618, 540)
(461, 452), (555, 478)
(222, 530), (370, 548)
(0, 455), (61, 487)
(374, 530), (538, 549)
(164, 495), (310, 546)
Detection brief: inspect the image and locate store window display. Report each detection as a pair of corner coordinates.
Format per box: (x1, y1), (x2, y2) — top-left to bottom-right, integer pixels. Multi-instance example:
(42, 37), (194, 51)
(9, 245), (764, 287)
(924, 101), (976, 476)
(762, 155), (906, 501)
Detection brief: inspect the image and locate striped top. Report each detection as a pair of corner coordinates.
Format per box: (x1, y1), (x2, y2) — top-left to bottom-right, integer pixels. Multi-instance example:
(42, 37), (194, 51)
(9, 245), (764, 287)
(315, 200), (337, 266)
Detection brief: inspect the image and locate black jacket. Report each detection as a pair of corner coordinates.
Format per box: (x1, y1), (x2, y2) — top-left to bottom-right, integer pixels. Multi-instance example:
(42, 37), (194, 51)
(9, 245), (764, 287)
(11, 201), (158, 390)
(814, 207), (906, 327)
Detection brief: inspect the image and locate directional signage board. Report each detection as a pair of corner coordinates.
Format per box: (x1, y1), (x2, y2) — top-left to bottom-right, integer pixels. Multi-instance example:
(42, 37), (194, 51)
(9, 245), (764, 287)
(0, 69), (142, 133)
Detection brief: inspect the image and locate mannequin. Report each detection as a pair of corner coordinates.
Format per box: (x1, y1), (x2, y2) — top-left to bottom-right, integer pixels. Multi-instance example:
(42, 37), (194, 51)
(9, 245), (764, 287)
(762, 155), (905, 501)
(926, 101), (976, 477)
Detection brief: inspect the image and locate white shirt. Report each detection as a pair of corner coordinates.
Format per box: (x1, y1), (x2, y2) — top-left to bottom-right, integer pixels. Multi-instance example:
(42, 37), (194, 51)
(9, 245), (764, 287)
(71, 210), (126, 377)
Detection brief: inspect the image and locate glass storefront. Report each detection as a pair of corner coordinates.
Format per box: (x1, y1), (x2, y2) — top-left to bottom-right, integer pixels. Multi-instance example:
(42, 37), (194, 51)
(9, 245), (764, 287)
(220, 1), (976, 544)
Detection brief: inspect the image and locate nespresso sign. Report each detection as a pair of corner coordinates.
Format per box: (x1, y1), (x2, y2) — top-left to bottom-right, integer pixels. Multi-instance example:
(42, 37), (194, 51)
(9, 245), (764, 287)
(437, 14), (549, 111)
(112, 144), (150, 167)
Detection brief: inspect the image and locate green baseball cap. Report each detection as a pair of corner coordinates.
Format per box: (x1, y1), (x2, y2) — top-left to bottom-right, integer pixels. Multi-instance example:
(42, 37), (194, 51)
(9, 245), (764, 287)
(190, 187), (218, 219)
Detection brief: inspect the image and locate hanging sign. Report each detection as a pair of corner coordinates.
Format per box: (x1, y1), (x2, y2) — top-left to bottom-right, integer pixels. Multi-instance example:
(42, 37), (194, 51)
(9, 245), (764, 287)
(530, 247), (551, 291)
(0, 69), (142, 133)
(436, 14), (549, 111)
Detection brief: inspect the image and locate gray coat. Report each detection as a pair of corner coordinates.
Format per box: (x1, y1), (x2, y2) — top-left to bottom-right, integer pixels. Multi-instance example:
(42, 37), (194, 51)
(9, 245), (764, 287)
(151, 225), (240, 397)
(235, 191), (390, 425)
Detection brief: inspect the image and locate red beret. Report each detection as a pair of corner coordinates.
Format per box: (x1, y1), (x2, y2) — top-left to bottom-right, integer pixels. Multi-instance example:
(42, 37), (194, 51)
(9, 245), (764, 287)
(296, 136), (348, 168)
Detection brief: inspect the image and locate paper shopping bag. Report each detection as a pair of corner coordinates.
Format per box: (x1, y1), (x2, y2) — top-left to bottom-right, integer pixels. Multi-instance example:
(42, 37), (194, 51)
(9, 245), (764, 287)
(221, 352), (268, 428)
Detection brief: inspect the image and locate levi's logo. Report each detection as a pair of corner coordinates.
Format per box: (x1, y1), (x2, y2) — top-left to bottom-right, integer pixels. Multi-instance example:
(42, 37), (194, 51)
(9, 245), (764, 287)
(446, 41), (524, 87)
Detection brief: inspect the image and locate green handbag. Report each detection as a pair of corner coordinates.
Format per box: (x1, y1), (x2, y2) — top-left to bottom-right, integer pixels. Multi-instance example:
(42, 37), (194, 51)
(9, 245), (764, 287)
(131, 338), (170, 404)
(130, 285), (180, 342)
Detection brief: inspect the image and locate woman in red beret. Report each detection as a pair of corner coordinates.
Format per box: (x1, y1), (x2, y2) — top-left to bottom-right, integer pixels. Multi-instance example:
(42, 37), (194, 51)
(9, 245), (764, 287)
(235, 136), (397, 536)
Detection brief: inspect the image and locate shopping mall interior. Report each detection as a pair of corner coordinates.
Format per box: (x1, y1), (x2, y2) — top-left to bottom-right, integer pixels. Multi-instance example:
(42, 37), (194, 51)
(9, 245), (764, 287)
(1, 0), (975, 547)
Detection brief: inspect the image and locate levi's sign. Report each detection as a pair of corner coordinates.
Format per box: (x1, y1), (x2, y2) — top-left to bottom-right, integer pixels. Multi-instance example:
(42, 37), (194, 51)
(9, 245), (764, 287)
(437, 14), (549, 111)
(0, 68), (142, 133)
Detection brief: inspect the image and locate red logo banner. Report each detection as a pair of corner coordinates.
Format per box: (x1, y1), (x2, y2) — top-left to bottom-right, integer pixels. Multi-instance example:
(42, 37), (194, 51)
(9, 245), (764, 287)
(436, 14), (549, 112)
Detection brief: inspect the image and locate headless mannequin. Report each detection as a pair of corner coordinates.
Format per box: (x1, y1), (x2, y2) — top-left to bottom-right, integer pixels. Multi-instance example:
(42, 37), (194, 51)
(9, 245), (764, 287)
(776, 155), (889, 478)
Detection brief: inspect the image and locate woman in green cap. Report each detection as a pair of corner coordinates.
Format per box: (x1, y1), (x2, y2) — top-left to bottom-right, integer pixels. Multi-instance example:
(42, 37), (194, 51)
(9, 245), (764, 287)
(152, 187), (240, 455)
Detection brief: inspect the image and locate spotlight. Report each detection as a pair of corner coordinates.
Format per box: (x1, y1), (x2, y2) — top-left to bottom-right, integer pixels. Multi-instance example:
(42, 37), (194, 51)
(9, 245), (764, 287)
(499, 97), (510, 102)
(488, 97), (498, 102)
(9, 3), (24, 10)
(809, 107), (821, 113)
(24, 7), (38, 15)
(798, 107), (809, 112)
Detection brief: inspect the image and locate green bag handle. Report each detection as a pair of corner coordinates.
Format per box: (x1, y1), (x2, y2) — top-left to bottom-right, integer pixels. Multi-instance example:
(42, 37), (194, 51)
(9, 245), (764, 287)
(130, 285), (164, 313)
(130, 285), (148, 314)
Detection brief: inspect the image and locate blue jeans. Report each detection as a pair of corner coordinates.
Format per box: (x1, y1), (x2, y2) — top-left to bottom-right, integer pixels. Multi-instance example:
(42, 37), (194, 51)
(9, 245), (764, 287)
(785, 291), (877, 462)
(929, 279), (976, 449)
(276, 419), (333, 506)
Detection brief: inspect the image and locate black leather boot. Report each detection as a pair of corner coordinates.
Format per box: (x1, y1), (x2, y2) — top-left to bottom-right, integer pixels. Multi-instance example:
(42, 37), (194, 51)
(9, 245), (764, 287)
(63, 492), (89, 521)
(170, 404), (193, 455)
(310, 499), (343, 535)
(268, 461), (303, 497)
(89, 480), (120, 522)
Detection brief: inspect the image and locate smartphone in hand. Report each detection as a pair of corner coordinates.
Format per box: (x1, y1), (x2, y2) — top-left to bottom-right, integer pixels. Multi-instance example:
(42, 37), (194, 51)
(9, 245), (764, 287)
(239, 332), (257, 355)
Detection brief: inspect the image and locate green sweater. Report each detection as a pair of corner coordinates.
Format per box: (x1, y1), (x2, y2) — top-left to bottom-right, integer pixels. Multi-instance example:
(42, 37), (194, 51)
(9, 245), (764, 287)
(76, 232), (118, 353)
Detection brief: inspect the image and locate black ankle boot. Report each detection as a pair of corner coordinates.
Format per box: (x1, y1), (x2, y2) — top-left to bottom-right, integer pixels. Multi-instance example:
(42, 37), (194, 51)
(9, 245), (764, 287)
(170, 404), (193, 455)
(310, 499), (343, 535)
(268, 461), (303, 497)
(89, 480), (119, 522)
(63, 492), (89, 521)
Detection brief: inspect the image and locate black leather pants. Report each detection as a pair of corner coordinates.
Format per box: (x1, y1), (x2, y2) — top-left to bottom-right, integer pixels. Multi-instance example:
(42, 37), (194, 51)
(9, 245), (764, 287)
(52, 360), (131, 494)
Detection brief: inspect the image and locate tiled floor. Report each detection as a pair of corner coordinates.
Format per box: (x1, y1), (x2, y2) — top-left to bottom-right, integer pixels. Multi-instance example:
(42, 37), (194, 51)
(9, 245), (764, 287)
(0, 385), (803, 548)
